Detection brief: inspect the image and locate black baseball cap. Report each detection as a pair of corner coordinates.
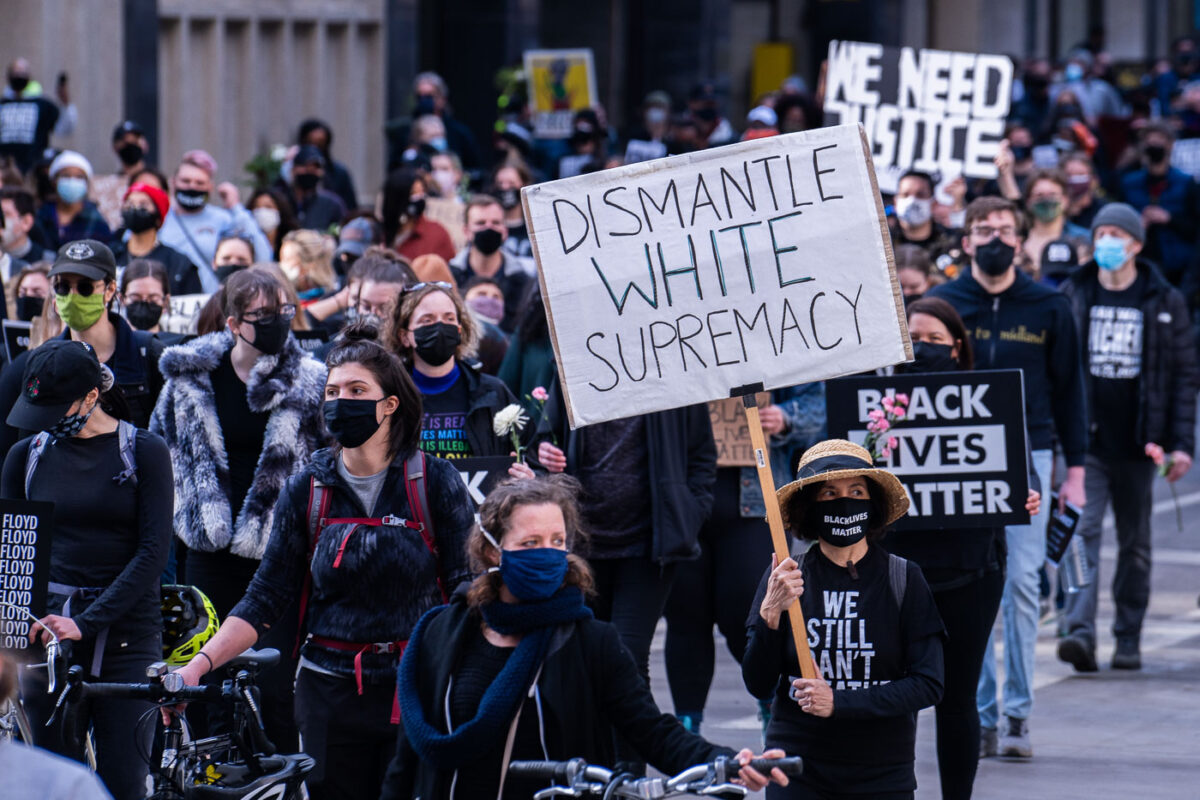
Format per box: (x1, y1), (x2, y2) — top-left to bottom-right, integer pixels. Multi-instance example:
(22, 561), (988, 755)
(7, 340), (103, 431)
(294, 145), (326, 168)
(49, 239), (117, 282)
(112, 120), (145, 142)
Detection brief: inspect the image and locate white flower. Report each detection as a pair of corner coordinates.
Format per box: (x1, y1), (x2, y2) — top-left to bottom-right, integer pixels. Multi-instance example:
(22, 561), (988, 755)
(270, 144), (288, 162)
(493, 404), (529, 437)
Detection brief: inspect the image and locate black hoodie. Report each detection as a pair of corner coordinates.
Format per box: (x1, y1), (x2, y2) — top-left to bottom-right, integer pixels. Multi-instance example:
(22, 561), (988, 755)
(926, 268), (1088, 465)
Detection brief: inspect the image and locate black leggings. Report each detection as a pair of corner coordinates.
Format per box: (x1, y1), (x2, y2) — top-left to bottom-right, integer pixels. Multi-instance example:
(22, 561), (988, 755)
(664, 468), (775, 716)
(589, 557), (677, 685)
(929, 568), (1005, 800)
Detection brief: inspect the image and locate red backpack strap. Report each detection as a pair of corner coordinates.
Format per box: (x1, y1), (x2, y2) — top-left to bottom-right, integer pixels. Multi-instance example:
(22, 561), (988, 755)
(405, 451), (447, 602)
(295, 477), (334, 657)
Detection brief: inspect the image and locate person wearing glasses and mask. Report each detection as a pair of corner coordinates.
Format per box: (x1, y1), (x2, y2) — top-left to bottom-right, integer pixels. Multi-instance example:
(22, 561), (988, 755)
(387, 282), (531, 479)
(927, 196), (1086, 760)
(0, 240), (164, 453)
(150, 267), (327, 748)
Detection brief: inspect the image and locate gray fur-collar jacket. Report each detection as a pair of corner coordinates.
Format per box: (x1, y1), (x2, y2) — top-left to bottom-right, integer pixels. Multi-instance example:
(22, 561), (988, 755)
(150, 331), (328, 559)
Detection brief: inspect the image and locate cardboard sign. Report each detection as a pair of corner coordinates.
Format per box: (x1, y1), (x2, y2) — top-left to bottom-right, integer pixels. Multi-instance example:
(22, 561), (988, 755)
(823, 41), (1013, 194)
(2, 319), (32, 364)
(523, 123), (912, 428)
(454, 456), (517, 505)
(825, 370), (1029, 530)
(161, 293), (211, 335)
(0, 500), (54, 651)
(524, 49), (598, 139)
(710, 393), (770, 467)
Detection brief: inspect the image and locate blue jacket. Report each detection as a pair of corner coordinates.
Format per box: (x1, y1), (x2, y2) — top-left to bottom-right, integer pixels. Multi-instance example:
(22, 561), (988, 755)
(927, 269), (1088, 465)
(1118, 167), (1200, 284)
(737, 382), (828, 518)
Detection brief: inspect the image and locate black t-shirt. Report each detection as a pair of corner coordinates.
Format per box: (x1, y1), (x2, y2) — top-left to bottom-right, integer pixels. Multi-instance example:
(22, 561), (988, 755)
(0, 96), (59, 172)
(212, 351), (270, 521)
(1087, 274), (1145, 459)
(742, 545), (945, 794)
(114, 240), (204, 296)
(577, 416), (652, 559)
(0, 428), (172, 642)
(882, 526), (1004, 590)
(419, 372), (474, 459)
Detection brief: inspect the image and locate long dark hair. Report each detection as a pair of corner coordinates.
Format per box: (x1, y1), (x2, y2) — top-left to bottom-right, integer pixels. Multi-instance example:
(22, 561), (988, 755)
(380, 167), (425, 246)
(325, 320), (423, 458)
(906, 296), (974, 370)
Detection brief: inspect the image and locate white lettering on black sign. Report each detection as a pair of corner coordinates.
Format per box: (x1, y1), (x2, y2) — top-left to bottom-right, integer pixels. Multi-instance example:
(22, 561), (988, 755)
(0, 503), (53, 651)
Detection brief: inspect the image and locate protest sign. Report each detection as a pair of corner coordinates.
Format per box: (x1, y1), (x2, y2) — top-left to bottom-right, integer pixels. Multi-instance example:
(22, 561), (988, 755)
(293, 329), (330, 356)
(0, 500), (53, 651)
(826, 369), (1029, 530)
(161, 293), (211, 335)
(524, 49), (598, 139)
(455, 456), (516, 505)
(2, 319), (31, 364)
(523, 123), (912, 429)
(710, 393), (770, 467)
(823, 41), (1013, 194)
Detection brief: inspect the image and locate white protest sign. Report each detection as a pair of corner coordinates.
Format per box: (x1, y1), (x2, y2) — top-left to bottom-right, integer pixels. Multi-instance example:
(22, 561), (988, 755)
(161, 293), (211, 335)
(523, 124), (912, 428)
(823, 41), (1013, 194)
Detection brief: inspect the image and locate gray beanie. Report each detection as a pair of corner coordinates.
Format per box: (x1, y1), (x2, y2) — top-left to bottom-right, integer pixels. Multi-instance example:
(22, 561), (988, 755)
(1090, 202), (1145, 243)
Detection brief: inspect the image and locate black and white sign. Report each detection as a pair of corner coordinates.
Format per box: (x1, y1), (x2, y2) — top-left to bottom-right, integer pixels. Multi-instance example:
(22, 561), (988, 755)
(0, 499), (53, 651)
(826, 369), (1029, 530)
(455, 456), (517, 505)
(2, 319), (31, 364)
(294, 329), (330, 356)
(823, 40), (1014, 194)
(1045, 491), (1083, 564)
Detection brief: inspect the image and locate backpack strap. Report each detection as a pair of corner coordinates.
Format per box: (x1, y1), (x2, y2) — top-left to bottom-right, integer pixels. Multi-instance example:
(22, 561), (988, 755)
(888, 553), (908, 609)
(23, 433), (50, 499)
(295, 477), (334, 657)
(404, 451), (446, 602)
(113, 420), (138, 487)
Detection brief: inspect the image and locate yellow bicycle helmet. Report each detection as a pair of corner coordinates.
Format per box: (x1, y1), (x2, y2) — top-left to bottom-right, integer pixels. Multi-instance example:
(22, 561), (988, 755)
(161, 585), (218, 666)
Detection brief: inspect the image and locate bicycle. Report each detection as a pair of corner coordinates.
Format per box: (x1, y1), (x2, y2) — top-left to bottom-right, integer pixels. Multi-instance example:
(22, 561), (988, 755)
(0, 602), (60, 746)
(508, 755), (803, 799)
(49, 647), (313, 799)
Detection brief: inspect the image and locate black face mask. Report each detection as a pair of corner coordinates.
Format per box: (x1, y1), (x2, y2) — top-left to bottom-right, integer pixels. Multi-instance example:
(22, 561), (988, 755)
(974, 238), (1015, 276)
(175, 188), (208, 211)
(8, 76), (28, 94)
(117, 142), (144, 167)
(415, 94), (437, 116)
(1144, 145), (1168, 164)
(216, 263), (248, 284)
(125, 300), (164, 331)
(122, 206), (158, 234)
(496, 188), (520, 210)
(1010, 145), (1032, 161)
(472, 228), (504, 256)
(902, 292), (922, 306)
(324, 398), (385, 449)
(406, 197), (426, 220)
(242, 315), (291, 356)
(412, 322), (460, 366)
(898, 341), (958, 374)
(15, 295), (43, 322)
(695, 106), (718, 122)
(295, 172), (321, 191)
(807, 496), (874, 547)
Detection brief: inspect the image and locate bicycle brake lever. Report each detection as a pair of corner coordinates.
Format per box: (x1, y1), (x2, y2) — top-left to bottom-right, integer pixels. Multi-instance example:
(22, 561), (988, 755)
(532, 788), (583, 799)
(697, 784), (747, 797)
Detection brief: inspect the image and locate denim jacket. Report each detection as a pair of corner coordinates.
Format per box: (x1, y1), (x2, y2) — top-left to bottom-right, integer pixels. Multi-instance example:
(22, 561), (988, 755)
(737, 382), (827, 518)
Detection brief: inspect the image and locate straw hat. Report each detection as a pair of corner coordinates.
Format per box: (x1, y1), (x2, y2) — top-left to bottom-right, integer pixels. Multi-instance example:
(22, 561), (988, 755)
(776, 439), (910, 531)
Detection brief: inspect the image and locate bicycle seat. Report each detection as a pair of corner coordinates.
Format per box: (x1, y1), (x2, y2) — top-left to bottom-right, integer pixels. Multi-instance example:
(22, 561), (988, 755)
(225, 648), (280, 669)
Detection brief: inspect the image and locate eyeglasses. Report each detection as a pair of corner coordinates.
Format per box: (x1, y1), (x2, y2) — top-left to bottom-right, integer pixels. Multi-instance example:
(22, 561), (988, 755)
(970, 225), (1018, 240)
(242, 304), (298, 324)
(53, 278), (103, 297)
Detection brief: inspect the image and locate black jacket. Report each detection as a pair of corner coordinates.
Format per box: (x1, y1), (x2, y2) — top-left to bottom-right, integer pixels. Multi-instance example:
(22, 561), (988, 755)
(454, 360), (521, 457)
(926, 268), (1088, 464)
(1060, 259), (1198, 456)
(379, 587), (733, 800)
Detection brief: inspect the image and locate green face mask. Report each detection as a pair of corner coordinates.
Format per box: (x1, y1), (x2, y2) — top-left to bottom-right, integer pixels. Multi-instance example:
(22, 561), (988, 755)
(1031, 199), (1063, 223)
(55, 292), (107, 331)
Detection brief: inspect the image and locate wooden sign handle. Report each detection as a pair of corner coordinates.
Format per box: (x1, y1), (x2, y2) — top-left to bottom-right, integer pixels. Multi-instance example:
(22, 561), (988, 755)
(742, 398), (818, 680)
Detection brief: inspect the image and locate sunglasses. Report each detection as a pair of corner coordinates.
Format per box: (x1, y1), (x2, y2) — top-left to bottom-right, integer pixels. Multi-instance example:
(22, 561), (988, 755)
(402, 281), (454, 295)
(53, 278), (104, 297)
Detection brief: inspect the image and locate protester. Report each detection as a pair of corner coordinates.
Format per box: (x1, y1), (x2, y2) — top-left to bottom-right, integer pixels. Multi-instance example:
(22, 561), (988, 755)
(407, 71), (483, 171)
(461, 275), (510, 374)
(1062, 152), (1109, 230)
(331, 215), (383, 278)
(1058, 203), (1197, 672)
(2, 339), (172, 799)
(279, 228), (338, 304)
(91, 120), (151, 229)
(1049, 49), (1127, 125)
(212, 231), (256, 285)
(1016, 169), (1090, 278)
(173, 321), (477, 798)
(37, 151), (111, 249)
(927, 197), (1087, 759)
(381, 166), (456, 263)
(742, 439), (945, 798)
(890, 171), (964, 268)
(157, 150), (272, 291)
(110, 182), (202, 296)
(247, 187), (299, 259)
(381, 475), (790, 799)
(895, 244), (938, 304)
(281, 145), (346, 232)
(689, 83), (737, 147)
(448, 195), (534, 333)
(1, 187), (51, 264)
(0, 211), (29, 291)
(0, 58), (72, 173)
(891, 297), (1043, 799)
(297, 118), (359, 211)
(10, 262), (51, 322)
(497, 290), (556, 419)
(492, 163), (534, 258)
(118, 259), (172, 336)
(411, 253), (457, 287)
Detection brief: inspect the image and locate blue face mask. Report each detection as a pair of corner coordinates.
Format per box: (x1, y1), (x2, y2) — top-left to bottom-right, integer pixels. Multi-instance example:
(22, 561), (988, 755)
(1094, 234), (1129, 271)
(429, 136), (448, 153)
(483, 529), (569, 602)
(56, 176), (89, 204)
(1065, 63), (1085, 82)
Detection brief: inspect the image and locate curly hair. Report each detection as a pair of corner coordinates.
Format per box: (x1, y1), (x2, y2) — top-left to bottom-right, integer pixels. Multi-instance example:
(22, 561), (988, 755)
(386, 282), (479, 364)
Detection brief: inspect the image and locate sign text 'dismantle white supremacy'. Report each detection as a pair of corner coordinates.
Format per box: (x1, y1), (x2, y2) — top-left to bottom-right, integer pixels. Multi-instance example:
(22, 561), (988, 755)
(523, 124), (912, 428)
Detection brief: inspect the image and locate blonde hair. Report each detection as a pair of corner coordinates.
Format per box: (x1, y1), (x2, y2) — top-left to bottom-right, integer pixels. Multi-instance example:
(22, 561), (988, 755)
(387, 283), (478, 363)
(281, 229), (337, 291)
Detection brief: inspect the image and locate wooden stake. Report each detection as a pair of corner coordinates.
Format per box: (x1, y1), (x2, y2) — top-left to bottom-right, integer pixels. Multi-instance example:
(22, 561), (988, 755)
(742, 396), (818, 680)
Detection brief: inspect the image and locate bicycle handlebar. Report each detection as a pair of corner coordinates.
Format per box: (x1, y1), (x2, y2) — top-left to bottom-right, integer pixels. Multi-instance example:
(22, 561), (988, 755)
(509, 755), (802, 797)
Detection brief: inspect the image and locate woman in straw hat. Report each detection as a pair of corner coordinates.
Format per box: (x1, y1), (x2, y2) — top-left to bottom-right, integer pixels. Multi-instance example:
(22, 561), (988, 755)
(741, 439), (946, 799)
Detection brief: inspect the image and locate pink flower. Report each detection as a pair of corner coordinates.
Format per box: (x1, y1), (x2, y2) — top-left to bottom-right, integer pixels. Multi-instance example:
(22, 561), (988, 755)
(881, 395), (895, 410)
(880, 446), (892, 459)
(868, 408), (885, 422)
(888, 436), (899, 450)
(893, 407), (906, 418)
(895, 393), (909, 406)
(875, 419), (890, 433)
(531, 386), (549, 402)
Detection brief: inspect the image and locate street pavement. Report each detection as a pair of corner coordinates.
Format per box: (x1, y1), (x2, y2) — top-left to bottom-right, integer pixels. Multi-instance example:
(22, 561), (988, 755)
(646, 465), (1200, 798)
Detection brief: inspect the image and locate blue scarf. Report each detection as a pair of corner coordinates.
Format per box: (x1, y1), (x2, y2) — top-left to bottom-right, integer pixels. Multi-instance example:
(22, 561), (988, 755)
(396, 586), (592, 769)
